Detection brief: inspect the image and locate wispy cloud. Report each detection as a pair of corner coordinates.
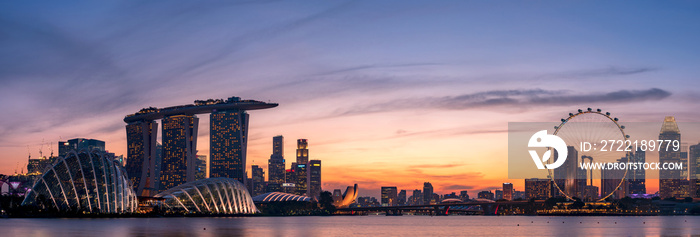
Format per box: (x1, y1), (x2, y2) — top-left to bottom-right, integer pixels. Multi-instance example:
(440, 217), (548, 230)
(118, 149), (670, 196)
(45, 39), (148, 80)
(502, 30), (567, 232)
(334, 88), (671, 116)
(541, 66), (659, 80)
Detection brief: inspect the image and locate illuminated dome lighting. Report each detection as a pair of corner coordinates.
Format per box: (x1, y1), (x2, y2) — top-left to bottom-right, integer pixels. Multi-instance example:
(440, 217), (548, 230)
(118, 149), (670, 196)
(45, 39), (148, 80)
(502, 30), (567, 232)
(154, 177), (257, 214)
(252, 192), (311, 202)
(22, 150), (137, 213)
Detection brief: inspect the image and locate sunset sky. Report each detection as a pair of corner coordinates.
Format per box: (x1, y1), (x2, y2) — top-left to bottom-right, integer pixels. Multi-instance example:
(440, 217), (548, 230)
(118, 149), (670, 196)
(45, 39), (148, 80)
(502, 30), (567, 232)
(2, 1), (700, 198)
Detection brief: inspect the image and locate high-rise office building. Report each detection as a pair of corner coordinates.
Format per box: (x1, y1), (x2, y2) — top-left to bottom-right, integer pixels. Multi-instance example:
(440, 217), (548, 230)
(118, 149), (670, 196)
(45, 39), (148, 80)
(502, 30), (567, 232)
(690, 143), (700, 198)
(251, 164), (265, 196)
(602, 157), (629, 199)
(659, 116), (682, 199)
(59, 138), (106, 157)
(459, 190), (470, 202)
(267, 136), (285, 192)
(503, 183), (513, 201)
(553, 146), (578, 198)
(495, 190), (503, 200)
(308, 160), (322, 199)
(525, 178), (551, 200)
(124, 97), (276, 196)
(195, 155), (207, 181)
(397, 190), (407, 205)
(381, 186), (398, 206)
(160, 115), (199, 191)
(628, 149), (647, 194)
(411, 189), (422, 205)
(125, 121), (160, 196)
(210, 110), (249, 184)
(295, 139), (309, 196)
(284, 168), (296, 194)
(478, 190), (494, 200)
(423, 182), (434, 204)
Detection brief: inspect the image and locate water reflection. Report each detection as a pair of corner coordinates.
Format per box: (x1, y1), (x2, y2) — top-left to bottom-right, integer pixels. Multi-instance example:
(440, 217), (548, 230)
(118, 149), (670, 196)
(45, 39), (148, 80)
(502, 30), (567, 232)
(1, 216), (698, 236)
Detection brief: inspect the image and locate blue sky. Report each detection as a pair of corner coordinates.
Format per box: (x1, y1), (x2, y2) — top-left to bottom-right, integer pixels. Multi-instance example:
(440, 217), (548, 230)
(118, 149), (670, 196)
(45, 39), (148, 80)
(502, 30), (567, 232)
(1, 0), (699, 197)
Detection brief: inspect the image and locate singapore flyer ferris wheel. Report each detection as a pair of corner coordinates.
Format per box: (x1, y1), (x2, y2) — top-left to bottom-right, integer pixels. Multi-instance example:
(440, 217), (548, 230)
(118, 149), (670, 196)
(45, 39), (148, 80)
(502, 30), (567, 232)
(549, 108), (630, 201)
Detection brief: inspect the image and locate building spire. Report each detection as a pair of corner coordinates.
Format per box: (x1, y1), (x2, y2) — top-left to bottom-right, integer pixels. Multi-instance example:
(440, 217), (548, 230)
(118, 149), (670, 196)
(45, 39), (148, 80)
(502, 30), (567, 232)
(660, 116), (680, 134)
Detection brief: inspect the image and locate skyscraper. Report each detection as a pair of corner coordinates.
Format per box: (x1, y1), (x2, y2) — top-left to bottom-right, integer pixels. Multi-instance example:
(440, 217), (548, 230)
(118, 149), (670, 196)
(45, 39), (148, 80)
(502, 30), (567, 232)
(284, 168), (296, 194)
(459, 190), (469, 202)
(251, 164), (265, 196)
(381, 186), (398, 206)
(160, 115), (199, 191)
(553, 146), (578, 198)
(525, 178), (550, 200)
(411, 189), (422, 205)
(267, 136), (285, 192)
(195, 155), (207, 181)
(423, 182), (434, 204)
(659, 116), (682, 199)
(503, 183), (513, 201)
(308, 159), (322, 199)
(125, 121), (159, 196)
(602, 157), (629, 199)
(295, 139), (309, 196)
(59, 138), (106, 157)
(690, 143), (700, 198)
(210, 110), (249, 184)
(398, 190), (407, 205)
(628, 148), (647, 194)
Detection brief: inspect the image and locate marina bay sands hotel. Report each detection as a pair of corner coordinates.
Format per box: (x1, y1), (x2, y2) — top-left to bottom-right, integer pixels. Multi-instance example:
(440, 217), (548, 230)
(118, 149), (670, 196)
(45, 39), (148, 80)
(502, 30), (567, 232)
(124, 96), (277, 196)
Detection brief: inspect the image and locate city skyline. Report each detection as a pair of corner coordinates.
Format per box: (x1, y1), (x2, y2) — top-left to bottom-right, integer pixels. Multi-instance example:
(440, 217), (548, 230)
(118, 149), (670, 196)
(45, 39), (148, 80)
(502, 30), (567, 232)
(3, 1), (700, 198)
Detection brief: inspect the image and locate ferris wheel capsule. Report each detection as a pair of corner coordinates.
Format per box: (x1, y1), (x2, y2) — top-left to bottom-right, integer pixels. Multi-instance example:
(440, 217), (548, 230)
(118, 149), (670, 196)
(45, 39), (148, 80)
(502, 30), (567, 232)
(621, 126), (625, 129)
(606, 112), (611, 116)
(578, 109), (583, 113)
(626, 135), (630, 139)
(614, 118), (619, 121)
(597, 109), (602, 112)
(587, 108), (592, 111)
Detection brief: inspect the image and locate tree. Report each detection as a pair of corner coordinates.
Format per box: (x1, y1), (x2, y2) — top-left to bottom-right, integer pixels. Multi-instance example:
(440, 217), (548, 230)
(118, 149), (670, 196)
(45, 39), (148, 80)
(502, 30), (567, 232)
(318, 191), (336, 214)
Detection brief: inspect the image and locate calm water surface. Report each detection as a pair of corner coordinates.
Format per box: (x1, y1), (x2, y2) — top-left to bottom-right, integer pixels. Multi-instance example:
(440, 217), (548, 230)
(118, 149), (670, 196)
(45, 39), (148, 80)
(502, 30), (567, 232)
(1, 215), (699, 236)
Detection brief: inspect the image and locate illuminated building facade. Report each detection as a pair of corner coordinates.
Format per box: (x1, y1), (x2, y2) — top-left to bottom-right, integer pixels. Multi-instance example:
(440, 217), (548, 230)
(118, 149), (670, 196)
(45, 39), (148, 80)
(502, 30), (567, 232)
(659, 116), (682, 199)
(477, 190), (494, 200)
(195, 155), (207, 180)
(267, 135), (285, 192)
(58, 138), (105, 158)
(160, 115), (199, 191)
(411, 189), (422, 205)
(123, 97), (277, 197)
(251, 164), (265, 196)
(690, 143), (700, 198)
(628, 148), (647, 195)
(423, 182), (434, 204)
(295, 139), (309, 196)
(525, 178), (550, 200)
(381, 186), (397, 206)
(397, 190), (406, 205)
(503, 183), (513, 201)
(125, 120), (160, 196)
(284, 168), (296, 194)
(308, 159), (321, 199)
(553, 146), (578, 198)
(210, 110), (249, 184)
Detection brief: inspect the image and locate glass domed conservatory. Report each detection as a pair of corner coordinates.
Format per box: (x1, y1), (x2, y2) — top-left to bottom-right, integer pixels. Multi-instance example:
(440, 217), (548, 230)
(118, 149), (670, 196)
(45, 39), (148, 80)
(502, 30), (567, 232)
(22, 150), (137, 213)
(154, 177), (257, 214)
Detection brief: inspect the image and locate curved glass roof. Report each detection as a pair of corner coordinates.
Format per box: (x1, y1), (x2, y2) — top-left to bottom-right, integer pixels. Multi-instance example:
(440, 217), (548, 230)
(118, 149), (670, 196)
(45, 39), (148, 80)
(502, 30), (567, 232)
(252, 192), (311, 202)
(22, 149), (137, 214)
(155, 177), (257, 214)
